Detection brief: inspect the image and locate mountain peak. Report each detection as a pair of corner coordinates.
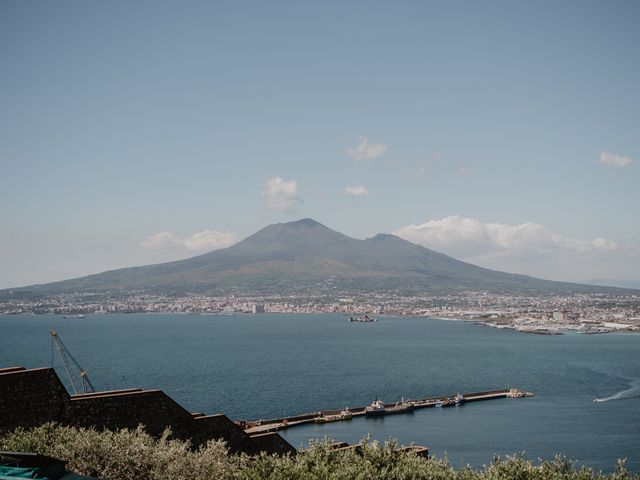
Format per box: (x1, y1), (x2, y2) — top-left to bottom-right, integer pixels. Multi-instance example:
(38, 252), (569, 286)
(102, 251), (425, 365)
(285, 218), (325, 228)
(369, 233), (395, 241)
(240, 217), (342, 247)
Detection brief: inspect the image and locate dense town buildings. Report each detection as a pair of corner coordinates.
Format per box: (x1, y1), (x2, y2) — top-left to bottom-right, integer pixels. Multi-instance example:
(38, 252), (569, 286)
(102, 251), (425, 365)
(2, 290), (639, 335)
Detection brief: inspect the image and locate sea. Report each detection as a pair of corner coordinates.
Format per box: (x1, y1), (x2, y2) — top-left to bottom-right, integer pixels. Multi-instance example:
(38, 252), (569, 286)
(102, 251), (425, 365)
(1, 313), (639, 472)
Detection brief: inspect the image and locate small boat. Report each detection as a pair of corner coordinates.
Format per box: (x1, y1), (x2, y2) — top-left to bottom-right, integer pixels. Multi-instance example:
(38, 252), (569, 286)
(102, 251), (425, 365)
(340, 408), (353, 420)
(454, 393), (465, 406)
(434, 400), (445, 408)
(365, 398), (386, 416)
(315, 408), (353, 423)
(62, 314), (85, 319)
(386, 398), (415, 415)
(350, 315), (377, 322)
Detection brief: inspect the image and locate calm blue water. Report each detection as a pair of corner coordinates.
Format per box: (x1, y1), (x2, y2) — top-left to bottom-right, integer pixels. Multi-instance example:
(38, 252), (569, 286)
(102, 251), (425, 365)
(1, 313), (639, 472)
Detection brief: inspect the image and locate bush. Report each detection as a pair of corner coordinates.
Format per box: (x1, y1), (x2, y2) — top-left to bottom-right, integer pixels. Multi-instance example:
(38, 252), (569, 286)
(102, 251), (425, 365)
(0, 423), (242, 479)
(1, 424), (636, 480)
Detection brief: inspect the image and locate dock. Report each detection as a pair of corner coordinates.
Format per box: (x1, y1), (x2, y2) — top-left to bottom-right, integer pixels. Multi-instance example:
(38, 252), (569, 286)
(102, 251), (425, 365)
(242, 388), (533, 434)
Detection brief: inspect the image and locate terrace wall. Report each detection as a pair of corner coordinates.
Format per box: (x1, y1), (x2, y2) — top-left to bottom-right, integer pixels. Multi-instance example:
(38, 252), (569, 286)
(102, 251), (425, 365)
(0, 366), (294, 456)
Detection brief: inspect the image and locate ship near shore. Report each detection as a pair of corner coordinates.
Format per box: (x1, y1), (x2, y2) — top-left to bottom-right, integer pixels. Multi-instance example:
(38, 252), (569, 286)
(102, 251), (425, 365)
(349, 315), (377, 322)
(314, 409), (353, 424)
(364, 398), (415, 416)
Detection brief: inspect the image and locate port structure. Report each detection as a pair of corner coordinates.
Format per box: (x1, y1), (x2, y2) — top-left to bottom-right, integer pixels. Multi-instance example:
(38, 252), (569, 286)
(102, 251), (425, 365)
(243, 388), (534, 435)
(50, 330), (95, 394)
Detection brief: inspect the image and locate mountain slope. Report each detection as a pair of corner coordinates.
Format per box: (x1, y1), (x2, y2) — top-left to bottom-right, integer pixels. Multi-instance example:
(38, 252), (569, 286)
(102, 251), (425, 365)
(1, 218), (624, 297)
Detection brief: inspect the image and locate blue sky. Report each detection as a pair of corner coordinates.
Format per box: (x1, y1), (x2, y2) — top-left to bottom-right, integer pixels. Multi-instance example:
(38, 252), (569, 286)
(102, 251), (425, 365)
(1, 1), (639, 287)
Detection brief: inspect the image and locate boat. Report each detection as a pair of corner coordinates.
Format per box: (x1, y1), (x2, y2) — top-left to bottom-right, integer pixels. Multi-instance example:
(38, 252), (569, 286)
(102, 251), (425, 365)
(385, 398), (415, 415)
(434, 400), (445, 408)
(315, 408), (353, 423)
(365, 398), (415, 416)
(350, 315), (377, 322)
(454, 393), (465, 406)
(365, 399), (386, 416)
(62, 314), (85, 319)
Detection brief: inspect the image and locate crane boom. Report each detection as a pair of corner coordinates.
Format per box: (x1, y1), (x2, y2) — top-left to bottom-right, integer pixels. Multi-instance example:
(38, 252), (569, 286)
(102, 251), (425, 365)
(50, 330), (96, 394)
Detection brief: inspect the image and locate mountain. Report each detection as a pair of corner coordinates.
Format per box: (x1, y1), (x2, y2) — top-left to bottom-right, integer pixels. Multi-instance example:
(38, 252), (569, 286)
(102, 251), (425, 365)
(1, 218), (627, 297)
(587, 278), (640, 290)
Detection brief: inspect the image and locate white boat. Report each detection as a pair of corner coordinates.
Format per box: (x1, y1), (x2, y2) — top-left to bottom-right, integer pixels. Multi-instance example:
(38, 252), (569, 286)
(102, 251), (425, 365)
(454, 393), (464, 406)
(365, 399), (386, 416)
(62, 314), (85, 319)
(434, 400), (445, 407)
(340, 408), (353, 419)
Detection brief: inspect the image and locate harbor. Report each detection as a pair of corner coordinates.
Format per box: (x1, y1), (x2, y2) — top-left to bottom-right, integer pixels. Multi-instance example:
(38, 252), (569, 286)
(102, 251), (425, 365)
(242, 388), (534, 435)
(3, 313), (637, 472)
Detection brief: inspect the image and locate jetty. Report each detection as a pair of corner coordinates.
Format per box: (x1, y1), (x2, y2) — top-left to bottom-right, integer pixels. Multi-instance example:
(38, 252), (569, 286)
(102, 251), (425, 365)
(242, 388), (534, 434)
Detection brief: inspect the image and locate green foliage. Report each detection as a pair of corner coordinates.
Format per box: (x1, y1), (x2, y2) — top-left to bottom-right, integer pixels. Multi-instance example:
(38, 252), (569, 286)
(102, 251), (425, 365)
(1, 424), (636, 480)
(0, 423), (242, 479)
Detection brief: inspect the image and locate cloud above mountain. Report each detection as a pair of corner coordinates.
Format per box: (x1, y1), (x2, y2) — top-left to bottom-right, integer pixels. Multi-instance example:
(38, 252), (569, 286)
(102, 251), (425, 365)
(262, 177), (302, 213)
(395, 216), (618, 258)
(457, 165), (472, 176)
(347, 137), (387, 160)
(394, 215), (638, 282)
(598, 152), (633, 168)
(345, 185), (369, 197)
(141, 230), (237, 252)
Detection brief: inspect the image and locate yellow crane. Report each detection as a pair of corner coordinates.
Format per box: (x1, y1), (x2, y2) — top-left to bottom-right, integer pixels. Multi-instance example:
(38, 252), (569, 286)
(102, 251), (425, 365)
(50, 330), (96, 394)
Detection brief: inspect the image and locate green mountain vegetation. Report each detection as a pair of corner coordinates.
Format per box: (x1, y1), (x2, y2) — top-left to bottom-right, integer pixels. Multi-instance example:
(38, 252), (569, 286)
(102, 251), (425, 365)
(2, 424), (636, 480)
(2, 219), (626, 298)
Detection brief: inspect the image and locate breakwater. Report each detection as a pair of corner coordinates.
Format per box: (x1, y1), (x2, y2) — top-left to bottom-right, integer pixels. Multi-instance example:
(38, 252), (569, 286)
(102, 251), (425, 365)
(243, 388), (534, 434)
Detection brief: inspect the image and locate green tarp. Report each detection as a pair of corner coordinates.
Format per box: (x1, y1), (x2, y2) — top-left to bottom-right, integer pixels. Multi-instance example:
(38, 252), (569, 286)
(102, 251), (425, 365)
(0, 465), (96, 480)
(0, 465), (47, 479)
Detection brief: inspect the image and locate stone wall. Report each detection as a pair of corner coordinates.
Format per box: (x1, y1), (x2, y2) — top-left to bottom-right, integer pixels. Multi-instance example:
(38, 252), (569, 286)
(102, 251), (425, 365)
(0, 366), (294, 456)
(0, 367), (68, 432)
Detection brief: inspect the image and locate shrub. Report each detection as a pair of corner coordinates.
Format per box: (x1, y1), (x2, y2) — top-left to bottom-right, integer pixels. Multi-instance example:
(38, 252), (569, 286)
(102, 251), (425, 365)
(1, 424), (636, 480)
(0, 423), (241, 479)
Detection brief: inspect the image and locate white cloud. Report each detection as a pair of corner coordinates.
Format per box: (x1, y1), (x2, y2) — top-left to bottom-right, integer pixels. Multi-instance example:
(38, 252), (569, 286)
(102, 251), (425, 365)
(347, 137), (387, 160)
(458, 165), (472, 176)
(183, 230), (237, 252)
(395, 215), (619, 258)
(141, 230), (236, 253)
(413, 153), (444, 177)
(140, 231), (183, 250)
(393, 215), (636, 282)
(598, 152), (633, 168)
(262, 177), (302, 213)
(345, 185), (369, 197)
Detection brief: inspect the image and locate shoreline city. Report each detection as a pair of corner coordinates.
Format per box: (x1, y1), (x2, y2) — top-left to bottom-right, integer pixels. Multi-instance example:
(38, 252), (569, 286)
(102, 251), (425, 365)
(3, 290), (639, 335)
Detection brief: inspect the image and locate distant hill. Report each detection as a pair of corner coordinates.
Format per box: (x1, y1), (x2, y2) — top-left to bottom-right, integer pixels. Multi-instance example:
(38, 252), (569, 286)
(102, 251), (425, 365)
(587, 278), (640, 290)
(1, 218), (629, 298)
